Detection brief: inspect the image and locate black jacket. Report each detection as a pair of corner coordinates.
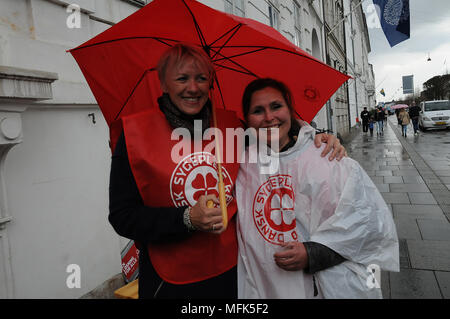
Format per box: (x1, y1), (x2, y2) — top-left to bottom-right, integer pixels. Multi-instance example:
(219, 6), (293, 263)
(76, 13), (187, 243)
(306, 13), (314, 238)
(376, 110), (385, 121)
(408, 105), (420, 118)
(361, 110), (370, 122)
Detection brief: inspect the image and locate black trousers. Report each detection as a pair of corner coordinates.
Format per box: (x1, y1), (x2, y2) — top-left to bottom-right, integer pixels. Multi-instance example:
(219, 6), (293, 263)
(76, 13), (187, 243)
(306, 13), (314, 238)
(362, 120), (369, 132)
(155, 267), (237, 299)
(138, 247), (237, 299)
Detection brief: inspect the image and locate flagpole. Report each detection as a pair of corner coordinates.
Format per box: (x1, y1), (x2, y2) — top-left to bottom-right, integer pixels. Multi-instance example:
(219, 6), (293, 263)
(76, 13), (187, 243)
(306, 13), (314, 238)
(327, 0), (365, 37)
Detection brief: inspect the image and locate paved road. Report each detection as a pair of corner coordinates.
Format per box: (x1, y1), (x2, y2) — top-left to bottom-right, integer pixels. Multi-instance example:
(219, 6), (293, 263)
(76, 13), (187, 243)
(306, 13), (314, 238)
(346, 115), (450, 299)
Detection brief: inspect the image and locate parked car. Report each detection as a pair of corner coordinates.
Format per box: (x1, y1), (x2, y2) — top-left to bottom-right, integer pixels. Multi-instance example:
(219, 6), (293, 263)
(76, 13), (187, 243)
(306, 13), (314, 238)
(419, 100), (450, 131)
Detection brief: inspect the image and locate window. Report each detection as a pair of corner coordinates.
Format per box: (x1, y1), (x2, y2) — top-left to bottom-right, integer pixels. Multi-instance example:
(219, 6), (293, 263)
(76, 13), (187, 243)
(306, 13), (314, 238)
(121, 0), (149, 6)
(294, 2), (302, 47)
(268, 4), (279, 29)
(334, 1), (344, 37)
(224, 0), (245, 17)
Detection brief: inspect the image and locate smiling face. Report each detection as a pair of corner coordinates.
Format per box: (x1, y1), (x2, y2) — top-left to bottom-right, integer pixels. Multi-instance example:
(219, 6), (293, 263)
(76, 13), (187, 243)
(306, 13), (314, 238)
(246, 86), (292, 150)
(161, 58), (211, 115)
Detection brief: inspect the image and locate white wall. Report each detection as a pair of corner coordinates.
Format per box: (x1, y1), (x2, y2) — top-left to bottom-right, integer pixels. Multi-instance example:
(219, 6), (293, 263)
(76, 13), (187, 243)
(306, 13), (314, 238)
(5, 106), (121, 298)
(0, 0), (143, 298)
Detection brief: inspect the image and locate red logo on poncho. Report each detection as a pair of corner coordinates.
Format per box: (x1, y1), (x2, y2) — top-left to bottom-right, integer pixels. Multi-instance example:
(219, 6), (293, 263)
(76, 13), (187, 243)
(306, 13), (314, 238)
(170, 152), (233, 208)
(252, 175), (298, 245)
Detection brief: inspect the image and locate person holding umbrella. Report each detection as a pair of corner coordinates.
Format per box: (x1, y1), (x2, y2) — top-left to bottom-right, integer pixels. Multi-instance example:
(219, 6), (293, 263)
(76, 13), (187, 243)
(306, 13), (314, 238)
(236, 78), (399, 298)
(108, 44), (347, 298)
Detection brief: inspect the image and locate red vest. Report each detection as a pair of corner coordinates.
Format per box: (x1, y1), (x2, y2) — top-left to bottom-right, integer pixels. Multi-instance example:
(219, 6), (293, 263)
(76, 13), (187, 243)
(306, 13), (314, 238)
(122, 107), (242, 284)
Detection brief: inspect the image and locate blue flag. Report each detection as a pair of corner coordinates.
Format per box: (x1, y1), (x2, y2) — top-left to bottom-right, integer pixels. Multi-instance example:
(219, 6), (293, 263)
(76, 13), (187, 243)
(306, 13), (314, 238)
(373, 0), (410, 47)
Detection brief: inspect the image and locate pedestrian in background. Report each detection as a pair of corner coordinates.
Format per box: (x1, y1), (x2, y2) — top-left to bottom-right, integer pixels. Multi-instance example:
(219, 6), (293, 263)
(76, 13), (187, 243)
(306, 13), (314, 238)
(376, 107), (385, 136)
(360, 107), (370, 133)
(398, 108), (410, 137)
(408, 102), (421, 135)
(369, 116), (375, 136)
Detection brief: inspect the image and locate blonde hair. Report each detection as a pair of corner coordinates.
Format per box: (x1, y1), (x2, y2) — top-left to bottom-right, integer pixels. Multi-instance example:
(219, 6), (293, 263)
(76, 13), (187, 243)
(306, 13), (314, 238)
(157, 43), (215, 87)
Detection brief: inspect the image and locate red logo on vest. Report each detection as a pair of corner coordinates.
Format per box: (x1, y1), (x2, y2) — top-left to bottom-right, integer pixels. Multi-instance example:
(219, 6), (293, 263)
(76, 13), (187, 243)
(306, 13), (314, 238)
(170, 152), (233, 208)
(252, 175), (298, 245)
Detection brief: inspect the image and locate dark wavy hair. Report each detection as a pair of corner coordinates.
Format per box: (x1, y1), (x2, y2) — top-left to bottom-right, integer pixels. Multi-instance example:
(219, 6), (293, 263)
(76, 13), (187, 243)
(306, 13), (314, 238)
(242, 78), (301, 136)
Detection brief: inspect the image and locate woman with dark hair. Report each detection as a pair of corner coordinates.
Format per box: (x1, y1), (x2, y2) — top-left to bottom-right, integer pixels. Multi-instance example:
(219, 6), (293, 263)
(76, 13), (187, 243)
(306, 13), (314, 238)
(236, 78), (399, 298)
(108, 45), (347, 299)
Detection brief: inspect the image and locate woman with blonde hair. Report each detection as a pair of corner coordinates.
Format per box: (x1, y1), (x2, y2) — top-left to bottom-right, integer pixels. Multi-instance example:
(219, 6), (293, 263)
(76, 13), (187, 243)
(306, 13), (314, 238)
(398, 108), (411, 137)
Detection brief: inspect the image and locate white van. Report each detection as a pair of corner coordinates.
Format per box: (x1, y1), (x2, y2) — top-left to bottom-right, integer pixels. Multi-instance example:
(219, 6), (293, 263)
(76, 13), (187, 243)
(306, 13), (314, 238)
(419, 100), (450, 131)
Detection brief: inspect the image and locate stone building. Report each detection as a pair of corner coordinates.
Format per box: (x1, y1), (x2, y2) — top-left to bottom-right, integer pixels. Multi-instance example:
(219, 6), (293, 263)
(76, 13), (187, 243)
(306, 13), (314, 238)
(344, 0), (375, 131)
(322, 0), (349, 139)
(0, 0), (147, 299)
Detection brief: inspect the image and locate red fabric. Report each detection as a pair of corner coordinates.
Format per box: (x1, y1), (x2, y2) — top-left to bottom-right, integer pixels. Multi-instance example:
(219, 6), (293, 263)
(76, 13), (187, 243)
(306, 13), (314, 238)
(122, 107), (242, 284)
(69, 0), (350, 149)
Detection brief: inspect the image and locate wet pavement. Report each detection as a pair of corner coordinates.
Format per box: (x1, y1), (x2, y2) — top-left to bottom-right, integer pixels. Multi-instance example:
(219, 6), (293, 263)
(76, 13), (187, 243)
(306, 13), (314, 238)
(345, 115), (450, 299)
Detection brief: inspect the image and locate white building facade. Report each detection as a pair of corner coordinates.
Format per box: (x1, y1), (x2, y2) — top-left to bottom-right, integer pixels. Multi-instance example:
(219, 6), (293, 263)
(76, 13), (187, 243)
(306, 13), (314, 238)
(0, 0), (374, 298)
(344, 0), (375, 130)
(0, 0), (145, 299)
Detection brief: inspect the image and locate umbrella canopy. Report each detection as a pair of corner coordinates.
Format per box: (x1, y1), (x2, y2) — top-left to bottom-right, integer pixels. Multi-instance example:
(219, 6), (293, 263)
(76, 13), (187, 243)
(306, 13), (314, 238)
(391, 104), (409, 109)
(69, 0), (350, 144)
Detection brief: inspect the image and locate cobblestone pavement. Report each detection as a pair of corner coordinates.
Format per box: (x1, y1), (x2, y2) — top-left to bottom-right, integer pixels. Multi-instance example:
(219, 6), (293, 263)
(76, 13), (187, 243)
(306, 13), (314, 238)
(346, 116), (450, 299)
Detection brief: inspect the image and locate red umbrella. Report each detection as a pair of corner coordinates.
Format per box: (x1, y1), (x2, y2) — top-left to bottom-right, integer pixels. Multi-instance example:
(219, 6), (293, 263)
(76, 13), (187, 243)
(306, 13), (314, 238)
(69, 0), (350, 146)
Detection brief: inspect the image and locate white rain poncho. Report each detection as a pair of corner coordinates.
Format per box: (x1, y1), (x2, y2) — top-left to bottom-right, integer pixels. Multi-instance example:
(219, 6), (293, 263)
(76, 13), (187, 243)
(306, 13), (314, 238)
(236, 124), (399, 299)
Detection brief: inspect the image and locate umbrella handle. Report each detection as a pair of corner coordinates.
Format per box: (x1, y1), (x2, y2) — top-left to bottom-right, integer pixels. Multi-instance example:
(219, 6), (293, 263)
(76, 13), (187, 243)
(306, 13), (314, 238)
(217, 163), (228, 229)
(206, 169), (228, 230)
(207, 88), (228, 230)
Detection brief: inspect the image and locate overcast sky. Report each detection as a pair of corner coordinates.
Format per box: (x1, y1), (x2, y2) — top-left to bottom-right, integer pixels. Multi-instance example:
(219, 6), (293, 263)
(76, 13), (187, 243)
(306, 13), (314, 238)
(362, 0), (450, 103)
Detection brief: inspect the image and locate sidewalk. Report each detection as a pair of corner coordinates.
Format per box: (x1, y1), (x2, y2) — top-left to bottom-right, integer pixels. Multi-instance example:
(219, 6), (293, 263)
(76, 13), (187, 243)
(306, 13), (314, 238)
(345, 116), (450, 299)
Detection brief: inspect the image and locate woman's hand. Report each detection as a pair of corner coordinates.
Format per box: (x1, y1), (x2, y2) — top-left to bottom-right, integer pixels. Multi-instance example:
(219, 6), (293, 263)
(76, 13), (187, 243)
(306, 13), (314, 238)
(189, 194), (225, 234)
(314, 133), (347, 161)
(273, 241), (308, 271)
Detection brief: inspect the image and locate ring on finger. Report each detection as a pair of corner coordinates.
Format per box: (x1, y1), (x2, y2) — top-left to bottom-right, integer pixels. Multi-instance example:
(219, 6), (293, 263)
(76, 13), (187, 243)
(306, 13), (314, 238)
(212, 224), (216, 231)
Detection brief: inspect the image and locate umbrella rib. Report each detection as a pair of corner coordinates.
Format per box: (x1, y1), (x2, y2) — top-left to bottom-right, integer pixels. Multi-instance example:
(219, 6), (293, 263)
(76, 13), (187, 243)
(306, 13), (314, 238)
(213, 75), (227, 110)
(212, 47), (267, 63)
(213, 63), (258, 77)
(209, 23), (242, 48)
(114, 68), (156, 121)
(181, 0), (208, 48)
(69, 37), (179, 51)
(212, 45), (321, 65)
(210, 24), (243, 60)
(210, 47), (258, 77)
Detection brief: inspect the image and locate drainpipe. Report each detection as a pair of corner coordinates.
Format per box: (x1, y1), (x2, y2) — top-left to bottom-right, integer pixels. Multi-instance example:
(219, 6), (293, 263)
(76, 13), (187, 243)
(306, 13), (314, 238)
(322, 0), (333, 132)
(350, 0), (359, 125)
(342, 0), (351, 134)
